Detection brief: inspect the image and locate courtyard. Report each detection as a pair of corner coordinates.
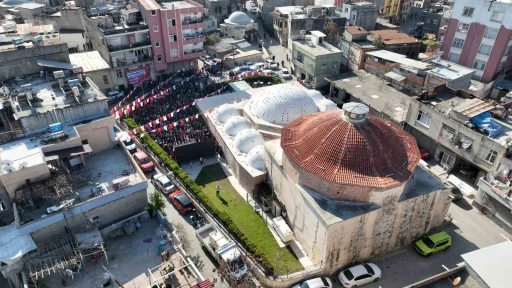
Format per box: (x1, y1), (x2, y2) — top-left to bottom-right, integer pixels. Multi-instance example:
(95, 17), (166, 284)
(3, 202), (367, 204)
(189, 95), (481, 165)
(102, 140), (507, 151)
(195, 163), (303, 274)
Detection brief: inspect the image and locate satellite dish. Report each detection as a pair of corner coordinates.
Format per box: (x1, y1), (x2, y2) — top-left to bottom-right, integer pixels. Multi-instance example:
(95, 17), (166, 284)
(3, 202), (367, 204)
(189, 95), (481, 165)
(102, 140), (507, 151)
(18, 162), (28, 169)
(2, 159), (13, 166)
(452, 277), (461, 286)
(3, 166), (16, 173)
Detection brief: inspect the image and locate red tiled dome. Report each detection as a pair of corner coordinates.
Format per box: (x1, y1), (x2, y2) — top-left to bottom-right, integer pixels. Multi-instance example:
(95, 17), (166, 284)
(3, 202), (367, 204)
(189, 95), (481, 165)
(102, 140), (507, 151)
(281, 109), (421, 189)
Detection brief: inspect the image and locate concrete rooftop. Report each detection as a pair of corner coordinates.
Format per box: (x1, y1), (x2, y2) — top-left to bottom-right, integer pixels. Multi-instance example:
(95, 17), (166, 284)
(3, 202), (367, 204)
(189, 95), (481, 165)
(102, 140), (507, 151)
(293, 39), (341, 55)
(7, 74), (106, 118)
(329, 70), (415, 122)
(18, 148), (145, 224)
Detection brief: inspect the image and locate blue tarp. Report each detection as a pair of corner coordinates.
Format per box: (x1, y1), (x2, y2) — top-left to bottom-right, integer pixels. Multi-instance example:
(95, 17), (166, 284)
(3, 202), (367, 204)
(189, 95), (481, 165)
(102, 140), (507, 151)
(471, 111), (502, 139)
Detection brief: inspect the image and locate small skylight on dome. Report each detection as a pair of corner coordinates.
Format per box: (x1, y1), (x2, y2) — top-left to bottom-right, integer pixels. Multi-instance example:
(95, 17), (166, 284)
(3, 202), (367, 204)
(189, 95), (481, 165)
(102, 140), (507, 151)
(343, 102), (369, 122)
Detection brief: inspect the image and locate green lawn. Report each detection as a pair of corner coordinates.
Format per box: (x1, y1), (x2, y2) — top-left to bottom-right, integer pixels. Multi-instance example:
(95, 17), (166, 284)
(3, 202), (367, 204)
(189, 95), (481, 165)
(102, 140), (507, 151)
(195, 164), (303, 274)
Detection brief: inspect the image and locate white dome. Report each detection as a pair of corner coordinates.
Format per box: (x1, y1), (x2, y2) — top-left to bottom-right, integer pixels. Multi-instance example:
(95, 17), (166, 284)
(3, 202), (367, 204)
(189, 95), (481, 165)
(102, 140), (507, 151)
(246, 84), (320, 125)
(224, 116), (251, 136)
(233, 129), (264, 153)
(318, 98), (339, 111)
(246, 145), (266, 171)
(215, 104), (239, 123)
(226, 11), (252, 25)
(1, 0), (29, 6)
(307, 90), (325, 101)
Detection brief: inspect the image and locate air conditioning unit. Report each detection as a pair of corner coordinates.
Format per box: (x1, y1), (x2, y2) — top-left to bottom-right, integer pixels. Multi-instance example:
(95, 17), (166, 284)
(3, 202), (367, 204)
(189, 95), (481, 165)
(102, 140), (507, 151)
(72, 86), (80, 97)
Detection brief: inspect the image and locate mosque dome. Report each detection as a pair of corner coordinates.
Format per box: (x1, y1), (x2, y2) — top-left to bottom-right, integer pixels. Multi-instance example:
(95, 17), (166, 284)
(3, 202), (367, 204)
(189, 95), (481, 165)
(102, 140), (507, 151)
(224, 116), (251, 136)
(246, 145), (266, 171)
(215, 104), (239, 123)
(233, 129), (264, 153)
(246, 84), (319, 125)
(281, 103), (420, 191)
(0, 0), (29, 6)
(226, 11), (253, 25)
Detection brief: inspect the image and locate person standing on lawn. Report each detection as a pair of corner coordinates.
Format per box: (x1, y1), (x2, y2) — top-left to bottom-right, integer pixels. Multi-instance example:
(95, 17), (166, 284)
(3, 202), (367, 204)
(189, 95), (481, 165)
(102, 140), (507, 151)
(216, 185), (220, 196)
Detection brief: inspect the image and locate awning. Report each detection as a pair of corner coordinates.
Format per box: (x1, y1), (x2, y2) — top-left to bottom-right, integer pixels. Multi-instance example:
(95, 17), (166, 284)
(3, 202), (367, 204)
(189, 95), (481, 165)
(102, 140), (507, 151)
(228, 81), (252, 92)
(36, 59), (83, 73)
(447, 174), (477, 196)
(0, 224), (37, 265)
(385, 71), (407, 82)
(44, 144), (92, 161)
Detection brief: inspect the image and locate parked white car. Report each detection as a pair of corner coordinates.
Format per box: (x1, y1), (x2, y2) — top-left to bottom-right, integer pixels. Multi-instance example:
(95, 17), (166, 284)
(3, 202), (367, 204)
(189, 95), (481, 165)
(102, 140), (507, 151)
(281, 68), (291, 79)
(249, 62), (265, 71)
(338, 263), (381, 288)
(265, 59), (278, 70)
(292, 277), (332, 288)
(151, 174), (176, 195)
(261, 69), (275, 76)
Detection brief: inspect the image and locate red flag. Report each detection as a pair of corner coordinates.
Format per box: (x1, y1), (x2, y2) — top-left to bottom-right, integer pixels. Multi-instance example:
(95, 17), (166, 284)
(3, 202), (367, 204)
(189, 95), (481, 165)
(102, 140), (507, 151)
(159, 117), (164, 123)
(144, 124), (150, 131)
(118, 111), (124, 118)
(157, 127), (163, 133)
(185, 104), (190, 109)
(128, 131), (134, 136)
(167, 113), (172, 119)
(150, 96), (155, 103)
(152, 120), (157, 127)
(168, 123), (174, 130)
(190, 116), (194, 121)
(180, 119), (185, 125)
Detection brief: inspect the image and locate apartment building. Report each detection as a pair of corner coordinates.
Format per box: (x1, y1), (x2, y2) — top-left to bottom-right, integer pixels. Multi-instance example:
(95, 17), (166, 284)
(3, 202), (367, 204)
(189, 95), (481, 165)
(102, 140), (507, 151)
(440, 0), (512, 83)
(86, 8), (155, 91)
(291, 31), (343, 88)
(337, 1), (378, 31)
(136, 0), (206, 74)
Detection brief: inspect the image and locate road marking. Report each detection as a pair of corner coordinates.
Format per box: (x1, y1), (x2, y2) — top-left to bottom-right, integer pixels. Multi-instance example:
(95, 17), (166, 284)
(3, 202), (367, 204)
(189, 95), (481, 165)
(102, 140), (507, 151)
(378, 248), (407, 260)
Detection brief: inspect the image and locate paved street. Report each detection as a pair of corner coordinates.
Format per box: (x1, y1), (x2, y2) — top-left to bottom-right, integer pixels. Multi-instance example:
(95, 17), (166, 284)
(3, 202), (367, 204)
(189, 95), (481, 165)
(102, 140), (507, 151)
(329, 197), (510, 288)
(146, 170), (227, 288)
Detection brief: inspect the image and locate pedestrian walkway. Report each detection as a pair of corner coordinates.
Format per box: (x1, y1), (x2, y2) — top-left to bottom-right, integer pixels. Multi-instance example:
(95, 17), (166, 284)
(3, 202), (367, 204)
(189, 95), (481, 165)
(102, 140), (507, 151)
(181, 155), (314, 268)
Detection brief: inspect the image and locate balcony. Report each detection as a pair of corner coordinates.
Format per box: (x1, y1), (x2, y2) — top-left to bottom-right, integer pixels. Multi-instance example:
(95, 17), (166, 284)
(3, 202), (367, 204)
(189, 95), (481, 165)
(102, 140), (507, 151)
(113, 54), (152, 68)
(478, 174), (512, 210)
(182, 49), (206, 60)
(101, 23), (149, 36)
(108, 40), (152, 52)
(183, 33), (205, 44)
(182, 17), (203, 25)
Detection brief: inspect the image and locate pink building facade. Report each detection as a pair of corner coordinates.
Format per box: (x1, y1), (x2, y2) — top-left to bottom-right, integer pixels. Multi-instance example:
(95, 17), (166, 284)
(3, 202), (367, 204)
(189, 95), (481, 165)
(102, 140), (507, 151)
(136, 0), (206, 74)
(440, 0), (512, 83)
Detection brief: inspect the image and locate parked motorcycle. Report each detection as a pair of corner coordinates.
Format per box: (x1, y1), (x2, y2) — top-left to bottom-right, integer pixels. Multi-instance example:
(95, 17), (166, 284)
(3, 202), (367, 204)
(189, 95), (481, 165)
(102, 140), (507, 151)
(189, 209), (206, 229)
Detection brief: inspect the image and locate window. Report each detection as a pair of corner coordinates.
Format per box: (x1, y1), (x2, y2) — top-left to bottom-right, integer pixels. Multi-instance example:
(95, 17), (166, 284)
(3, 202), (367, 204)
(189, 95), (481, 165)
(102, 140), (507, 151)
(352, 15), (355, 21)
(168, 19), (176, 27)
(171, 48), (178, 57)
(484, 28), (498, 39)
(457, 23), (469, 33)
(103, 75), (109, 84)
(448, 53), (460, 63)
(477, 143), (498, 163)
(478, 44), (492, 55)
(321, 64), (326, 70)
(462, 7), (474, 17)
(169, 34), (177, 42)
(505, 45), (512, 56)
(116, 70), (122, 78)
(454, 133), (473, 151)
(0, 200), (6, 211)
(433, 19), (439, 25)
(153, 25), (159, 32)
(452, 38), (464, 49)
(426, 18), (431, 24)
(416, 110), (432, 127)
(81, 139), (88, 145)
(440, 124), (455, 141)
(345, 8), (348, 12)
(473, 59), (486, 70)
(157, 55), (162, 62)
(155, 41), (160, 47)
(151, 9), (156, 16)
(491, 11), (504, 22)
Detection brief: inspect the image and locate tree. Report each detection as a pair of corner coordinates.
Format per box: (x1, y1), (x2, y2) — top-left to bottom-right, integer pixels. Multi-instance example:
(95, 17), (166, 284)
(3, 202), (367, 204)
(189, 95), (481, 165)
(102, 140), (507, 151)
(323, 19), (341, 46)
(373, 36), (384, 48)
(205, 33), (220, 46)
(148, 192), (165, 216)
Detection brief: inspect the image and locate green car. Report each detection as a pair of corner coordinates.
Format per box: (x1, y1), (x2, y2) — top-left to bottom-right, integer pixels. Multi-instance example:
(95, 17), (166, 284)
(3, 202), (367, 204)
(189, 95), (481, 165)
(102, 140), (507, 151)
(414, 231), (451, 256)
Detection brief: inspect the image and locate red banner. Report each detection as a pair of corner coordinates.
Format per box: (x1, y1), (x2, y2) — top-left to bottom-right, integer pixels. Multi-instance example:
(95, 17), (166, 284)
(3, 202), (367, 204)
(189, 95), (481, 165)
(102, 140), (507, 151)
(126, 66), (151, 85)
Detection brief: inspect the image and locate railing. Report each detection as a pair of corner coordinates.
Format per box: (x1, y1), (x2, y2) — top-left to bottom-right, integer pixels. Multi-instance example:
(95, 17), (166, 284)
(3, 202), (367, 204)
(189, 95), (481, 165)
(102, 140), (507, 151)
(184, 48), (204, 55)
(102, 24), (149, 36)
(182, 17), (203, 25)
(478, 176), (512, 209)
(183, 33), (205, 40)
(113, 55), (152, 67)
(108, 40), (152, 52)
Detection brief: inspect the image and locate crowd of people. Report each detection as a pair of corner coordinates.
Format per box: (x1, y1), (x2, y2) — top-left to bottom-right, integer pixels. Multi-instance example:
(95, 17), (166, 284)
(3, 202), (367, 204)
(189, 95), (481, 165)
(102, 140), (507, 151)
(127, 69), (226, 157)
